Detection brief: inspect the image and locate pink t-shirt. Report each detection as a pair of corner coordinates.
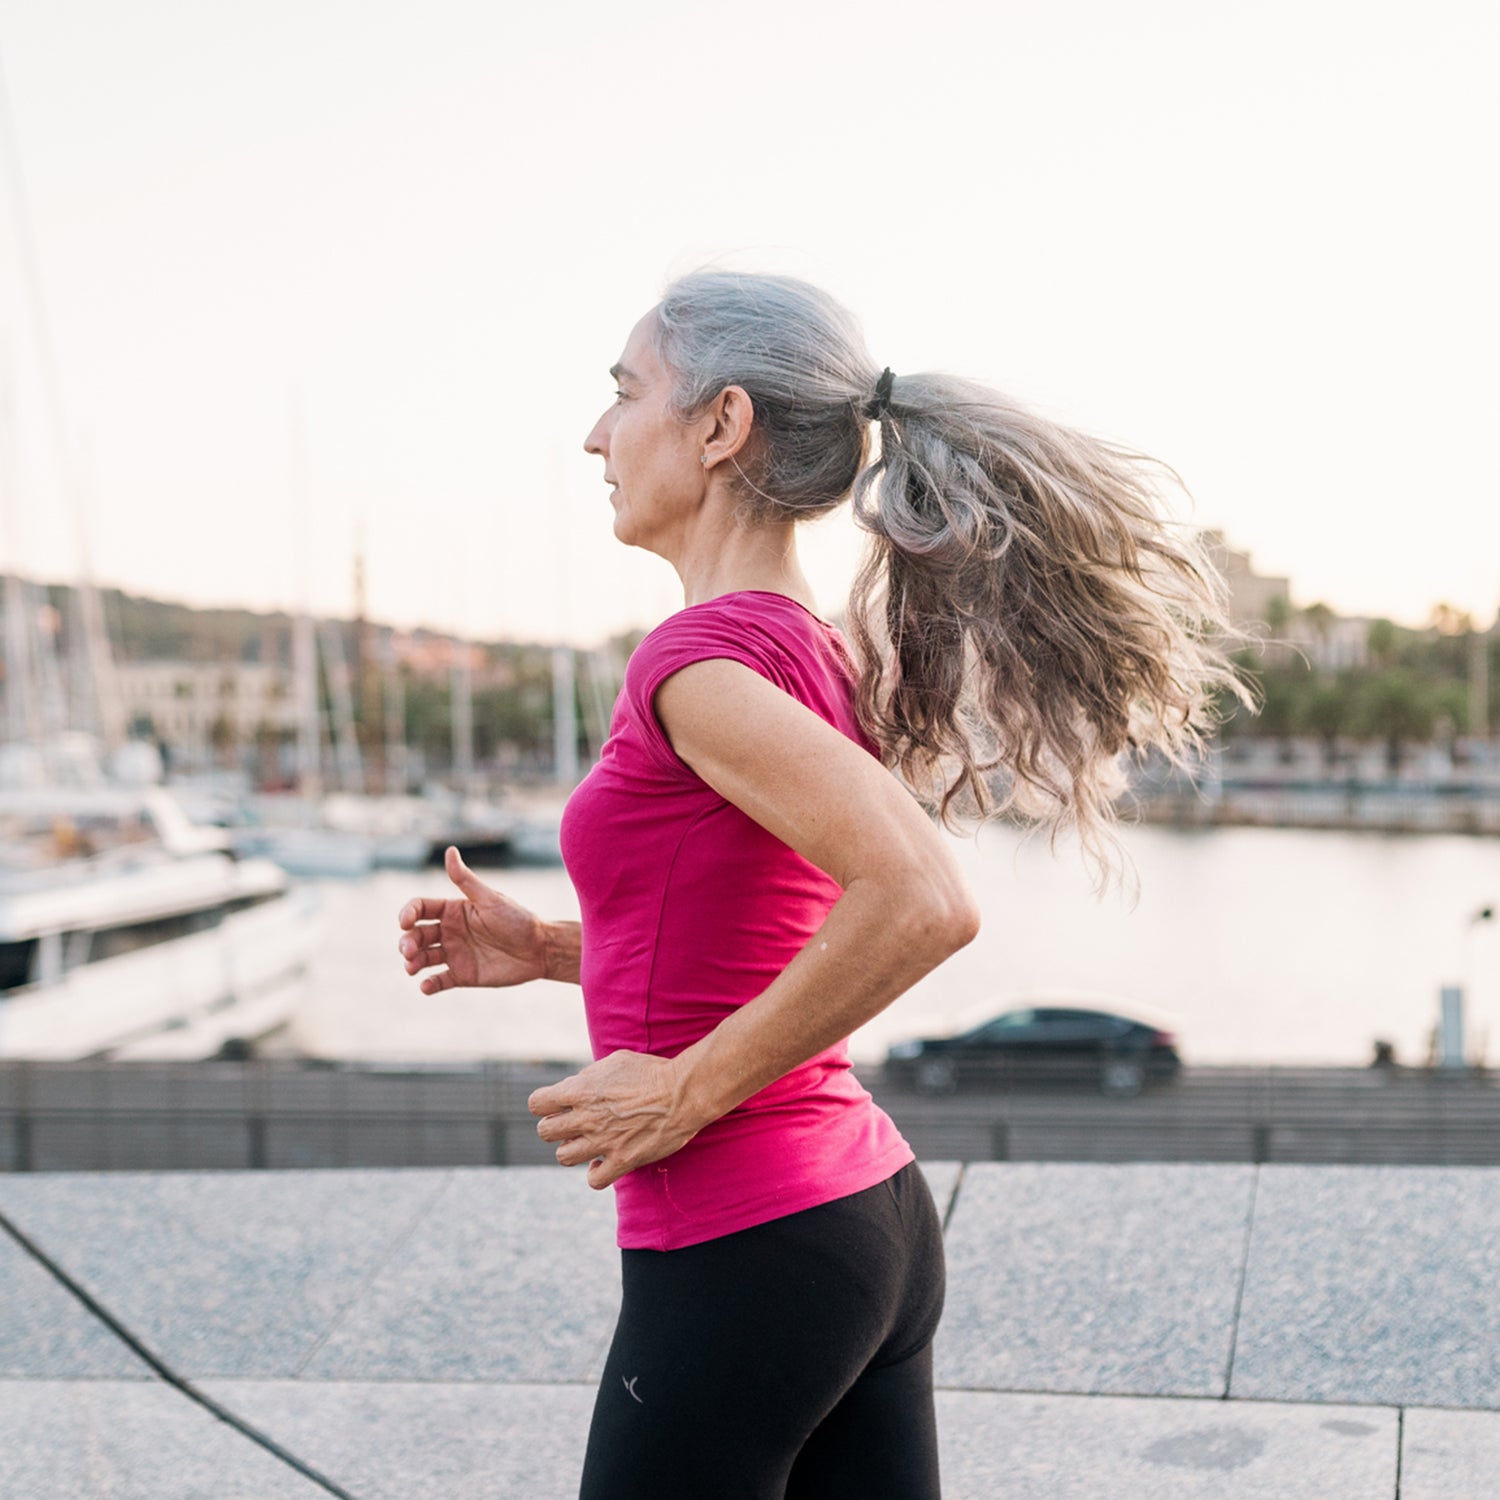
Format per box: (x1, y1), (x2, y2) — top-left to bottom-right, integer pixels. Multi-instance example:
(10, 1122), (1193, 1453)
(559, 590), (914, 1250)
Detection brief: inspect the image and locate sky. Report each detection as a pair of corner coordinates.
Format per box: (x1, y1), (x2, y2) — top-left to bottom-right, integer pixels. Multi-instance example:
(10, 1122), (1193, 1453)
(0, 0), (1496, 647)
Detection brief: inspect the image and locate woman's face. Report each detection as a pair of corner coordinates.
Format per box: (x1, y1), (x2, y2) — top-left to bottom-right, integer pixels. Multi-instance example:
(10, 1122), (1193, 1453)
(583, 312), (704, 556)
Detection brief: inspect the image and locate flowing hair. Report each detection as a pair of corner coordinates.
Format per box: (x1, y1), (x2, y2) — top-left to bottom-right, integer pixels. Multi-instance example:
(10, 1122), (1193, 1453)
(652, 270), (1252, 886)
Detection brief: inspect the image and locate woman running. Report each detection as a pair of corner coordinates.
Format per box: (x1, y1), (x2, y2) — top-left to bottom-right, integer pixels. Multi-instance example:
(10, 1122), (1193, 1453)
(398, 270), (1242, 1498)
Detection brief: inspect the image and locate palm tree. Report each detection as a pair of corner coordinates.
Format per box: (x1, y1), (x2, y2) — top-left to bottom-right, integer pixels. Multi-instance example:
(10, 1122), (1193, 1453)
(1264, 594), (1292, 635)
(1428, 602), (1473, 637)
(1300, 602), (1337, 672)
(1366, 618), (1399, 670)
(1300, 681), (1354, 771)
(1359, 672), (1434, 775)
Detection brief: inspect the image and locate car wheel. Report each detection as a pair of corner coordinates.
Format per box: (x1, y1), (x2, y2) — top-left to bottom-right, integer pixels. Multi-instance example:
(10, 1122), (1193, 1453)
(1100, 1058), (1145, 1098)
(913, 1057), (957, 1096)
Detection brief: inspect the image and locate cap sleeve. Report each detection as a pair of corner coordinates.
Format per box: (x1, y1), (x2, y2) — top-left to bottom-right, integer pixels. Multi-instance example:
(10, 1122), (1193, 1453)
(622, 604), (794, 775)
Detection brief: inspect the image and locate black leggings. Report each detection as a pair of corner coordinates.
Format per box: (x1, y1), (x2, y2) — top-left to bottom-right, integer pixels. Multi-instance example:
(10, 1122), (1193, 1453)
(579, 1162), (946, 1500)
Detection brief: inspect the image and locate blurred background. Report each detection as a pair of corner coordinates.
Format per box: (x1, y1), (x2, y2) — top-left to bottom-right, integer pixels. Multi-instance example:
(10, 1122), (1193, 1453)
(0, 0), (1496, 1168)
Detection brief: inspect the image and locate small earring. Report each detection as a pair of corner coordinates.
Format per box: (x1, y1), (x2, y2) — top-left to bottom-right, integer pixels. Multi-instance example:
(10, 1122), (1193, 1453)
(700, 454), (708, 465)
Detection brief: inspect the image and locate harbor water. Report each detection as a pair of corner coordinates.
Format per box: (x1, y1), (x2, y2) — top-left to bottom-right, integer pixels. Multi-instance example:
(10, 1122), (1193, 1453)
(276, 823), (1500, 1072)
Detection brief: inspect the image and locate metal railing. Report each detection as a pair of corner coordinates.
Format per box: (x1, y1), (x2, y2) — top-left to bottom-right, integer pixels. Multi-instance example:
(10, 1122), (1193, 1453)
(4, 1058), (1499, 1172)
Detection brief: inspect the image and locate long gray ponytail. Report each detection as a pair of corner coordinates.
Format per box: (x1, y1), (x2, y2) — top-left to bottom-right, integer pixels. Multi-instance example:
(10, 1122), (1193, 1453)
(652, 270), (1250, 883)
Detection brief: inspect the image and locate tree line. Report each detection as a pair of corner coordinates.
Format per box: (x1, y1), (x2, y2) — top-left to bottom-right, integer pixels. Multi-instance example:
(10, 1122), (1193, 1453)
(1224, 605), (1496, 771)
(47, 581), (641, 778)
(16, 580), (1498, 779)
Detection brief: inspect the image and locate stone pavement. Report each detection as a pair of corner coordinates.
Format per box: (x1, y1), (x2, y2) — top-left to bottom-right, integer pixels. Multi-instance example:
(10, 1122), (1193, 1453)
(2, 1161), (1498, 1498)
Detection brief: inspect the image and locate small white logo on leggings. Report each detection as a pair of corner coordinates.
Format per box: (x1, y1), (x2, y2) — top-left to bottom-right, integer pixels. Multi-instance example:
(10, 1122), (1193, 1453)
(623, 1376), (643, 1403)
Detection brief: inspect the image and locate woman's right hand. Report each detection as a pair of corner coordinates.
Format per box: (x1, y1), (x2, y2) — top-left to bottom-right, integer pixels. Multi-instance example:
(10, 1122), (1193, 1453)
(397, 846), (550, 993)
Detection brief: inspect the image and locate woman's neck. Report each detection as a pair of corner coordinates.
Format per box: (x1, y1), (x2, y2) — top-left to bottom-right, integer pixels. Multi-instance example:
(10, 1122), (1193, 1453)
(672, 516), (818, 614)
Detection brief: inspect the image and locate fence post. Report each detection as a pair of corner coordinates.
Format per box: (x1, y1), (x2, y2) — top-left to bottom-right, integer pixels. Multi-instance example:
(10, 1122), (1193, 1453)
(1252, 1123), (1272, 1163)
(247, 1059), (268, 1169)
(1439, 986), (1466, 1070)
(16, 1062), (33, 1172)
(489, 1117), (509, 1166)
(990, 1120), (1010, 1161)
(247, 1114), (268, 1169)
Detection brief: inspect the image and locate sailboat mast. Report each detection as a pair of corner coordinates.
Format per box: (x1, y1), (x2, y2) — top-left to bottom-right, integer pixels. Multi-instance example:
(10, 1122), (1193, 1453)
(1472, 623), (1492, 739)
(383, 633), (406, 795)
(548, 447), (578, 786)
(0, 337), (37, 747)
(1, 54), (122, 753)
(71, 441), (125, 750)
(321, 617), (364, 794)
(292, 612), (321, 799)
(450, 636), (474, 793)
(289, 406), (322, 801)
(552, 641), (578, 786)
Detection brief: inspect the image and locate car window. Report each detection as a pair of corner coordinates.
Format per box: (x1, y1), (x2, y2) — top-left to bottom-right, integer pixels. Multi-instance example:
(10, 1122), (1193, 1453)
(1040, 1009), (1139, 1033)
(969, 1009), (1036, 1039)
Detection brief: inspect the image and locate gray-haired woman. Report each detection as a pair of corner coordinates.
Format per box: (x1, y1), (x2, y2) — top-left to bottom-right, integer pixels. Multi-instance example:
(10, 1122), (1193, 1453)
(399, 271), (1243, 1497)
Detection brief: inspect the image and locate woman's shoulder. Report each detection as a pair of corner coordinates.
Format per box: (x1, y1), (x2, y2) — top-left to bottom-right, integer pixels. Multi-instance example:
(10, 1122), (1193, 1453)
(619, 592), (869, 757)
(646, 590), (830, 649)
(632, 593), (782, 678)
(627, 592), (840, 695)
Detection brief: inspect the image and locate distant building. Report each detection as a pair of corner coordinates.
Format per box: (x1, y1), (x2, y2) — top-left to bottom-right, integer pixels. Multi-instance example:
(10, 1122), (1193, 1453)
(1200, 530), (1371, 672)
(114, 661), (296, 750)
(1201, 531), (1292, 634)
(389, 631), (491, 678)
(1292, 614), (1371, 672)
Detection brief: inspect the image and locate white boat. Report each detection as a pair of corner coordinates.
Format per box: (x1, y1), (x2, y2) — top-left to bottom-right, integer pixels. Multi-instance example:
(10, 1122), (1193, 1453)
(231, 821), (377, 879)
(0, 791), (319, 1060)
(322, 792), (435, 869)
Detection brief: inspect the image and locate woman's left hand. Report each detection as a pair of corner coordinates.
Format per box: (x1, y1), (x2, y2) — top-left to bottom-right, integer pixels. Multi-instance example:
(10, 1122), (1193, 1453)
(529, 1051), (701, 1190)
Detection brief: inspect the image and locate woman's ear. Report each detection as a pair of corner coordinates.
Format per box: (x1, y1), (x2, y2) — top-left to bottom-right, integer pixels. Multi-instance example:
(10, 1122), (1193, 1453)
(700, 385), (755, 471)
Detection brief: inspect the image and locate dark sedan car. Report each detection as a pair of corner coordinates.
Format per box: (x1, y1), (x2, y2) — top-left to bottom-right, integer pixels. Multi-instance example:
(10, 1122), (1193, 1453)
(884, 1005), (1181, 1097)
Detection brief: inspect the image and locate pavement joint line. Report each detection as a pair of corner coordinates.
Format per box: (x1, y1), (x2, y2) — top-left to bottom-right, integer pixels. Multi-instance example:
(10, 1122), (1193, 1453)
(1394, 1407), (1404, 1500)
(1220, 1163), (1261, 1398)
(930, 1383), (1413, 1415)
(53, 1369), (1478, 1422)
(0, 1202), (362, 1500)
(930, 1381), (1500, 1422)
(289, 1167), (457, 1379)
(940, 1162), (966, 1233)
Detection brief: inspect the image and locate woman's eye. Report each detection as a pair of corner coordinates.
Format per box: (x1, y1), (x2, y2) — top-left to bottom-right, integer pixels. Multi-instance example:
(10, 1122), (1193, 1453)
(613, 389), (627, 403)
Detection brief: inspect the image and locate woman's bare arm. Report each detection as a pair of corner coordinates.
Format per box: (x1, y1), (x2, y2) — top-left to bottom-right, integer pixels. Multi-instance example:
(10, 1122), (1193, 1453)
(528, 657), (980, 1186)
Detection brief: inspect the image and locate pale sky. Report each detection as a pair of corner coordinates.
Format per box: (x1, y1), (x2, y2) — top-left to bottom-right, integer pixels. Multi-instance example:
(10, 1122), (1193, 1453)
(1, 0), (1496, 646)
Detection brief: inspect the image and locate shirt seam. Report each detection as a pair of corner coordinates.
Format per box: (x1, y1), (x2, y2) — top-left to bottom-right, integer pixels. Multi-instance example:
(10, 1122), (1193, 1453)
(638, 640), (796, 778)
(669, 589), (836, 629)
(637, 800), (721, 1057)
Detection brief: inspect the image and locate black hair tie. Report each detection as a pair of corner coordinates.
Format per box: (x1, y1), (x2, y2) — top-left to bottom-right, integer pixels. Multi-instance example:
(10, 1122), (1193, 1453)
(864, 367), (896, 422)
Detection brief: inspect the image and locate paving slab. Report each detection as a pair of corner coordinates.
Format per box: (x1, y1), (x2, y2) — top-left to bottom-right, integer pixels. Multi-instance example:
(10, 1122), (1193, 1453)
(201, 1379), (596, 1500)
(0, 1379), (329, 1499)
(302, 1165), (619, 1382)
(935, 1390), (1397, 1499)
(1401, 1407), (1500, 1500)
(1231, 1166), (1500, 1407)
(205, 1381), (1402, 1500)
(0, 1227), (152, 1378)
(936, 1163), (1255, 1397)
(0, 1168), (452, 1377)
